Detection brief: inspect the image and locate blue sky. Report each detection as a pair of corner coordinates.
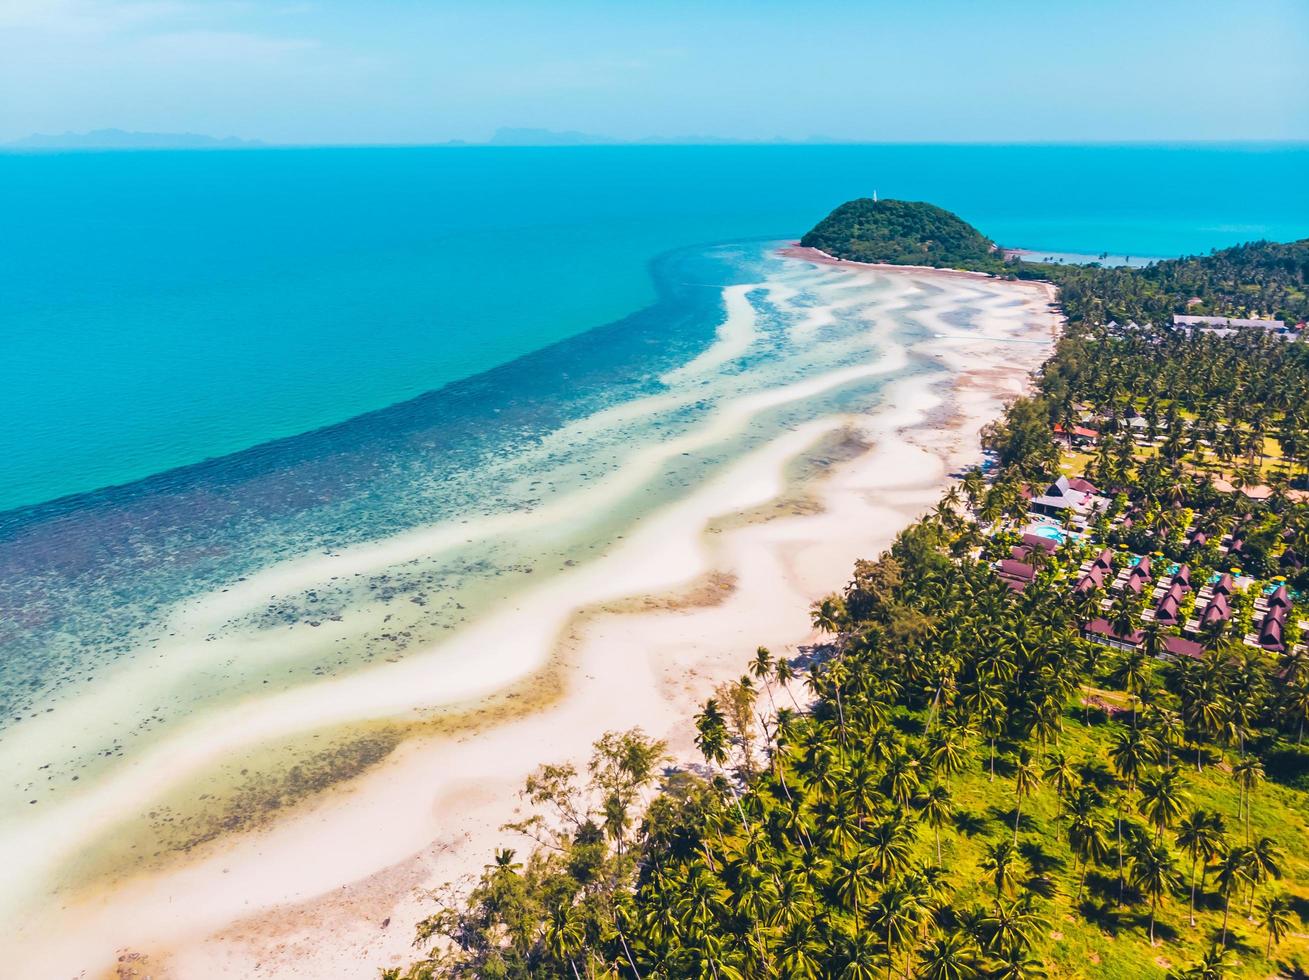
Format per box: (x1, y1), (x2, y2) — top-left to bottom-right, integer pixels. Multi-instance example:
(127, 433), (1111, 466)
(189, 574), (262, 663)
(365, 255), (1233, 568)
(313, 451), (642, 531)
(3, 0), (1307, 144)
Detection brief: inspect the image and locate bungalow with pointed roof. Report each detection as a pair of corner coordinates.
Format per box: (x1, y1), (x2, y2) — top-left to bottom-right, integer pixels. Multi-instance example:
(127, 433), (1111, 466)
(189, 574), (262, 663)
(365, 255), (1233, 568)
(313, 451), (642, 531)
(1268, 584), (1291, 611)
(1121, 556), (1152, 596)
(1201, 592), (1231, 627)
(1154, 585), (1184, 625)
(1212, 573), (1235, 597)
(1259, 612), (1286, 652)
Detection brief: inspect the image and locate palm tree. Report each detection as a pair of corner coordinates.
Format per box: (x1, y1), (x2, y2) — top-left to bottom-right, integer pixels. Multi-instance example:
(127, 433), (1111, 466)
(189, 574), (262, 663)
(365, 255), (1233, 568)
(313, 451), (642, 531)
(980, 839), (1024, 908)
(1138, 766), (1189, 842)
(833, 850), (877, 932)
(543, 903), (586, 980)
(989, 945), (1049, 980)
(1111, 647), (1151, 728)
(1130, 840), (1182, 943)
(1214, 844), (1253, 945)
(774, 656), (803, 711)
(917, 783), (954, 864)
(917, 931), (982, 980)
(750, 646), (777, 715)
(1255, 892), (1295, 961)
(695, 699), (729, 769)
(1244, 836), (1284, 916)
(1230, 756), (1264, 842)
(1011, 750), (1042, 842)
(979, 895), (1048, 955)
(883, 752), (922, 808)
(833, 931), (885, 980)
(775, 920), (823, 980)
(927, 727), (971, 778)
(1109, 729), (1156, 791)
(1175, 809), (1227, 927)
(1166, 944), (1237, 980)
(869, 886), (921, 980)
(1042, 752), (1079, 830)
(1068, 807), (1111, 903)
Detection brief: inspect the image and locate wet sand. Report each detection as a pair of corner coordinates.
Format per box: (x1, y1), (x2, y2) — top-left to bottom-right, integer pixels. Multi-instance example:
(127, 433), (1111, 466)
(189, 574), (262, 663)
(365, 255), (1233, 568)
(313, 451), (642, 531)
(10, 254), (1060, 978)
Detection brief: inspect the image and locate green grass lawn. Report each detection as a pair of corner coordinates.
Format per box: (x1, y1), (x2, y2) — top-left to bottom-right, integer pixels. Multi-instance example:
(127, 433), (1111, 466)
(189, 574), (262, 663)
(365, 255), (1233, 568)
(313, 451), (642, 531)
(918, 702), (1309, 978)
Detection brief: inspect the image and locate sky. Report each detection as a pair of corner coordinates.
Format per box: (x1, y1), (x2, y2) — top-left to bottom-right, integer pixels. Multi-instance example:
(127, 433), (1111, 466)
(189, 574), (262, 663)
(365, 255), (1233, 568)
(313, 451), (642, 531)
(2, 0), (1307, 145)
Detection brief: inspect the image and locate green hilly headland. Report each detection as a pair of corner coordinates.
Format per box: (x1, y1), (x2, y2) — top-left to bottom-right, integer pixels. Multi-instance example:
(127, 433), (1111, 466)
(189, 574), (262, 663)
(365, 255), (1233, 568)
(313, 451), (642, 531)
(799, 198), (1005, 273)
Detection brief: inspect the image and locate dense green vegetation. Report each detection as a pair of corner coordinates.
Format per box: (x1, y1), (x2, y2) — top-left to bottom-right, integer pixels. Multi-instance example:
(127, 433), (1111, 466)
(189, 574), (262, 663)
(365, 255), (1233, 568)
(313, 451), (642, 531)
(1018, 240), (1309, 326)
(800, 199), (1004, 273)
(802, 198), (1309, 326)
(388, 225), (1309, 979)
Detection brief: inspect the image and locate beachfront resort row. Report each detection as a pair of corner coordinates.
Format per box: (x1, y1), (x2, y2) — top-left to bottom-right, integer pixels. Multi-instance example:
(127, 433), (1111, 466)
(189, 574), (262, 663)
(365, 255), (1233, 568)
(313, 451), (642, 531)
(986, 467), (1305, 668)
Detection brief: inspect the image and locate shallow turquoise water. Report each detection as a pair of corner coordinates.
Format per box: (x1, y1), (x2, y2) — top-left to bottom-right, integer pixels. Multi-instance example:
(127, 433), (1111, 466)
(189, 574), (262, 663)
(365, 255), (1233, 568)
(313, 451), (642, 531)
(3, 143), (1307, 512)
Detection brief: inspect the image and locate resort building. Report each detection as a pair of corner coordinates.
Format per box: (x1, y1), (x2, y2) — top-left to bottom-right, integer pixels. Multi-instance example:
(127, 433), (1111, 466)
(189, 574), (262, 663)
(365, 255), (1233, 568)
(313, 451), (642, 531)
(1173, 314), (1292, 339)
(1082, 617), (1143, 652)
(1028, 475), (1104, 521)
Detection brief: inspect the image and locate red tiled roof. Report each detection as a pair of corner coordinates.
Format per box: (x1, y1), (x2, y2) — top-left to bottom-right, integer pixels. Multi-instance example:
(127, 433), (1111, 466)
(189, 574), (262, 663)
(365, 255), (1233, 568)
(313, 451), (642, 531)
(1083, 618), (1143, 646)
(1163, 635), (1204, 659)
(1020, 533), (1059, 553)
(998, 559), (1036, 582)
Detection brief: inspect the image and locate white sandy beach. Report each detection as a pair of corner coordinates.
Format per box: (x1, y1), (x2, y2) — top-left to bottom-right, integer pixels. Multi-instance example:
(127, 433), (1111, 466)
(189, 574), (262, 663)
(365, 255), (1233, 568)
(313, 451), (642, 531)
(9, 253), (1059, 979)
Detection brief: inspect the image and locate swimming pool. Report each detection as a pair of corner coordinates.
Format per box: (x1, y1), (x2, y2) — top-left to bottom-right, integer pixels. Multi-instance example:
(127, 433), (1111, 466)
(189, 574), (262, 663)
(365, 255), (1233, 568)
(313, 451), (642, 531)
(1028, 523), (1069, 544)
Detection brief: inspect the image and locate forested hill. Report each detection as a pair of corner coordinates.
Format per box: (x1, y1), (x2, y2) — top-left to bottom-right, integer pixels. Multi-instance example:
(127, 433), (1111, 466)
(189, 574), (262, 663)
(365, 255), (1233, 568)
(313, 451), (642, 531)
(801, 198), (1309, 326)
(1015, 239), (1309, 326)
(800, 198), (1004, 273)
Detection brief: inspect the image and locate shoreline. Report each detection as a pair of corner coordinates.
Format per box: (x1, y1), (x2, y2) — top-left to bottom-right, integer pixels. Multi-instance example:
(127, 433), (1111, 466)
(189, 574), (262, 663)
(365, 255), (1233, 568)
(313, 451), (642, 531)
(11, 255), (1060, 978)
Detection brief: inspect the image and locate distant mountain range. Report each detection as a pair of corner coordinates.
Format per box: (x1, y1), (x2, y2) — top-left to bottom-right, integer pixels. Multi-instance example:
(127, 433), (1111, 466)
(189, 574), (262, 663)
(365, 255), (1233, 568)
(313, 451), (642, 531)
(459, 127), (843, 147)
(4, 126), (841, 150)
(4, 129), (265, 150)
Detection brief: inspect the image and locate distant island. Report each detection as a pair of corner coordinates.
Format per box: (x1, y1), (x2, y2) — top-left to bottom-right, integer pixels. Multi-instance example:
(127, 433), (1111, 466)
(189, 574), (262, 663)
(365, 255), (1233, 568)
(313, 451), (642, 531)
(4, 129), (264, 150)
(801, 197), (1005, 273)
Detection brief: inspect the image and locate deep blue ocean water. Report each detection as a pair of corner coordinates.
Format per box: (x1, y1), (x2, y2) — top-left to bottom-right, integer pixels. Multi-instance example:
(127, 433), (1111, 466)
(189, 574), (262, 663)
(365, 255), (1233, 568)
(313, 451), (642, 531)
(3, 143), (1308, 514)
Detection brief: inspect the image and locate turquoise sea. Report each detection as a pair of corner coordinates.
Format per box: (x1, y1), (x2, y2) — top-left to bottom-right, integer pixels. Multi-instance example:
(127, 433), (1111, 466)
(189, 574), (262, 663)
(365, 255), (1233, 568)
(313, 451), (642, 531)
(3, 145), (1309, 949)
(3, 144), (1308, 514)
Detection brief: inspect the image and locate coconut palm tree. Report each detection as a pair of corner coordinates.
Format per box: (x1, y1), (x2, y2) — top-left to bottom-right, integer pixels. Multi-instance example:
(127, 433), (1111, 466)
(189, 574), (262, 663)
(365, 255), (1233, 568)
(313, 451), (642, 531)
(989, 945), (1049, 980)
(1130, 840), (1182, 943)
(1166, 944), (1237, 980)
(980, 839), (1024, 908)
(1109, 729), (1156, 791)
(1214, 844), (1253, 946)
(750, 646), (776, 715)
(775, 920), (823, 980)
(1230, 756), (1264, 843)
(1042, 752), (1079, 830)
(917, 783), (954, 865)
(1255, 892), (1296, 961)
(1068, 807), (1111, 903)
(1175, 809), (1227, 927)
(927, 726), (972, 778)
(917, 931), (982, 980)
(833, 849), (877, 932)
(1244, 836), (1284, 916)
(1011, 749), (1042, 842)
(1138, 766), (1189, 842)
(543, 903), (586, 979)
